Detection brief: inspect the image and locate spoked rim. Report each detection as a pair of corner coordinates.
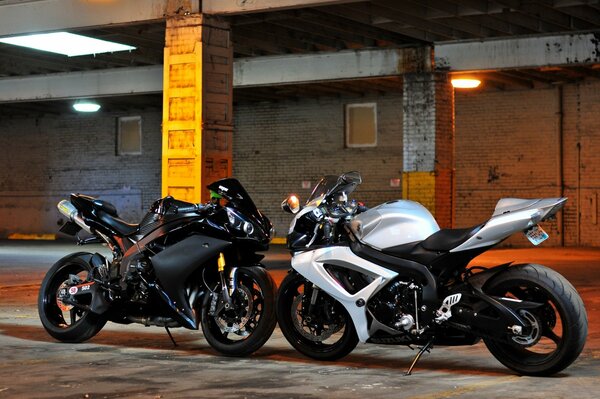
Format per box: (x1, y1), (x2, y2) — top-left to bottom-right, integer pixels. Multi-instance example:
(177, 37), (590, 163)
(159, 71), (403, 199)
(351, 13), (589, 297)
(205, 271), (265, 343)
(42, 264), (92, 330)
(489, 280), (566, 365)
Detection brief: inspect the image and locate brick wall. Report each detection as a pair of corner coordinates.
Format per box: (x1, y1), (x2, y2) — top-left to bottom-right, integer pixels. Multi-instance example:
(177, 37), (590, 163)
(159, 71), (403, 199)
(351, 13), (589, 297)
(0, 111), (161, 236)
(455, 81), (600, 247)
(562, 81), (600, 246)
(233, 95), (404, 238)
(455, 87), (561, 246)
(1, 79), (599, 246)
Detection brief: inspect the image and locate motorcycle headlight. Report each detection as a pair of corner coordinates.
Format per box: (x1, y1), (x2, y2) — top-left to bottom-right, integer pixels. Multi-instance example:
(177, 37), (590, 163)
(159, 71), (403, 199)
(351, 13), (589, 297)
(226, 208), (258, 237)
(226, 208), (243, 229)
(243, 221), (254, 235)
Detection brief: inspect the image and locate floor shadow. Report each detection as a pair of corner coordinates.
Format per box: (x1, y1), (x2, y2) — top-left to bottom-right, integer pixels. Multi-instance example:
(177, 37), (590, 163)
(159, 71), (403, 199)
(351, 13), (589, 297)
(0, 321), (512, 376)
(0, 322), (216, 355)
(255, 345), (511, 376)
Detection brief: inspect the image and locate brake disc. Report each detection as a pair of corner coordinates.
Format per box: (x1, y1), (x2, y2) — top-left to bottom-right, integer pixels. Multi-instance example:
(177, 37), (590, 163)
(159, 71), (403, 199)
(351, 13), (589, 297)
(213, 285), (254, 336)
(291, 294), (340, 342)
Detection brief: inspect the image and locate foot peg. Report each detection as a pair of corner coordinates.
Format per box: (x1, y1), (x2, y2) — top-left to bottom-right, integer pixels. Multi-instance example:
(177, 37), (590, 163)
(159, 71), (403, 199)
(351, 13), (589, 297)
(434, 293), (462, 324)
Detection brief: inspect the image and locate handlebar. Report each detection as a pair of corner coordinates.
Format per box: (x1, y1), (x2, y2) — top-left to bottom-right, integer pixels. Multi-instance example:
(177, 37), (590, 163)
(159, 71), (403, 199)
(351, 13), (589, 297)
(175, 203), (210, 214)
(320, 201), (367, 220)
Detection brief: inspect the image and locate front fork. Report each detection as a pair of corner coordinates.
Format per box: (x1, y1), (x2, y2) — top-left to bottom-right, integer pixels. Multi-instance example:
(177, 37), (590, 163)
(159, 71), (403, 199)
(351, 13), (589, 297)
(216, 252), (238, 307)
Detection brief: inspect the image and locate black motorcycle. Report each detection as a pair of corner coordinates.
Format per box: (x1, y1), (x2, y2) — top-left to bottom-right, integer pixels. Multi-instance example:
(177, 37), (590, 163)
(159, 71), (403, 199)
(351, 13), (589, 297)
(39, 178), (277, 356)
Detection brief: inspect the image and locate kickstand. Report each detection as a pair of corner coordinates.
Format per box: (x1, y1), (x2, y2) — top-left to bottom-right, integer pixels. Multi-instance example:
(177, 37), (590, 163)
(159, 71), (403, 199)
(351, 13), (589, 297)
(404, 338), (434, 376)
(165, 326), (177, 347)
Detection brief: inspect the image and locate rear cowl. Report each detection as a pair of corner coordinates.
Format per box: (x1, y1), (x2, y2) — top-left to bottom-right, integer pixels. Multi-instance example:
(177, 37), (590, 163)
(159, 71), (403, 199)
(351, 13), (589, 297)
(349, 200), (440, 250)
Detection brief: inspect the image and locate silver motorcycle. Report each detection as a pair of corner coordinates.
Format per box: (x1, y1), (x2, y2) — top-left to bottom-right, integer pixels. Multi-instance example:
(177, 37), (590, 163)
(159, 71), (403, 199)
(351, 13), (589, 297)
(277, 171), (587, 376)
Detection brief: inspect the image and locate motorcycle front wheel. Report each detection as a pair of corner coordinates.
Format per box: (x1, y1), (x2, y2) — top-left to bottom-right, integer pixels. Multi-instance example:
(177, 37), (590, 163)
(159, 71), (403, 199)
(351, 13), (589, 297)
(483, 264), (587, 376)
(276, 271), (358, 360)
(200, 266), (276, 356)
(38, 253), (107, 343)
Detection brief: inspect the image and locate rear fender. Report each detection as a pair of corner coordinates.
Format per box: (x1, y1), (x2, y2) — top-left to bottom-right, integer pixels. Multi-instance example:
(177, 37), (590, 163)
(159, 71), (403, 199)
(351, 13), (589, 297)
(467, 262), (512, 290)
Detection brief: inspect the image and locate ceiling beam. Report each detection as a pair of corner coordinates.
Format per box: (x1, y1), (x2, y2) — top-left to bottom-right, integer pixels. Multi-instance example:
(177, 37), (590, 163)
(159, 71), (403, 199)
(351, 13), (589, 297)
(202, 0), (361, 15)
(0, 0), (198, 37)
(435, 33), (600, 71)
(0, 47), (430, 102)
(4, 35), (600, 103)
(233, 47), (432, 87)
(0, 66), (163, 103)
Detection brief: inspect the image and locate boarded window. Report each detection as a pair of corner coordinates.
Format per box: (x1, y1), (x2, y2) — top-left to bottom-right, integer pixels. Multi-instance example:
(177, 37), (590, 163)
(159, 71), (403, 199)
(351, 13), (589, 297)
(118, 116), (142, 155)
(345, 103), (377, 148)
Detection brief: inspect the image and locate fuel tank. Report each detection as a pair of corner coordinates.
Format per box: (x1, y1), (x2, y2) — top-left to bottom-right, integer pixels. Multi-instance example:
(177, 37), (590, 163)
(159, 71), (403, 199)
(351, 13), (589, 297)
(349, 200), (440, 250)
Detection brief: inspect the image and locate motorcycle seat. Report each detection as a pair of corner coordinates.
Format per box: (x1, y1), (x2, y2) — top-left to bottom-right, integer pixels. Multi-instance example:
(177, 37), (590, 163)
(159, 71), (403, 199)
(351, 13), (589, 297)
(98, 211), (139, 237)
(71, 194), (139, 236)
(92, 199), (118, 217)
(420, 224), (485, 251)
(71, 194), (119, 217)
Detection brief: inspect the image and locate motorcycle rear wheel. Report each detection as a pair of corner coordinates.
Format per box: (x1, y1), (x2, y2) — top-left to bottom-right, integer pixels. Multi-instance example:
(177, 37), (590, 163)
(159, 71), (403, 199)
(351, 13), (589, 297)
(38, 253), (107, 343)
(200, 266), (277, 356)
(483, 264), (587, 376)
(276, 271), (358, 360)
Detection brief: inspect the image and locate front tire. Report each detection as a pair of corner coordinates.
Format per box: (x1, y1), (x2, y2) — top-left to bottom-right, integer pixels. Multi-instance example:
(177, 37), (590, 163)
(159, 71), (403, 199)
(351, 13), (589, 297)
(276, 271), (358, 360)
(200, 266), (277, 356)
(483, 264), (587, 376)
(38, 253), (107, 343)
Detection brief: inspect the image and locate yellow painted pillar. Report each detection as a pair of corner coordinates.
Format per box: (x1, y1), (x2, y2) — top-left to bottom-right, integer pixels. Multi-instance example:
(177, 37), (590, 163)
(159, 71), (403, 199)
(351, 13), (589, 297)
(162, 14), (233, 203)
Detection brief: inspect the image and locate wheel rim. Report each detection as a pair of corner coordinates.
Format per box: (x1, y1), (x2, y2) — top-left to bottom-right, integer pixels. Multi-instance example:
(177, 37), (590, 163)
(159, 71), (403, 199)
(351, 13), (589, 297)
(489, 280), (566, 365)
(205, 271), (265, 343)
(42, 263), (92, 329)
(284, 277), (349, 350)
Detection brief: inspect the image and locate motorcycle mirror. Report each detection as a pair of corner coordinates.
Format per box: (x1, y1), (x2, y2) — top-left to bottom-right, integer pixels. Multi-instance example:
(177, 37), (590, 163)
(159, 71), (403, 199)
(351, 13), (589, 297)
(281, 195), (301, 214)
(340, 171), (362, 185)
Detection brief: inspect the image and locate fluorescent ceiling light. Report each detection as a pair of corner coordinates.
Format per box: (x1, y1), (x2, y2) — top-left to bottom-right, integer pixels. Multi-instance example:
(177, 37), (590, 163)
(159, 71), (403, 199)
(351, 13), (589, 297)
(0, 32), (135, 57)
(451, 78), (481, 89)
(73, 101), (101, 113)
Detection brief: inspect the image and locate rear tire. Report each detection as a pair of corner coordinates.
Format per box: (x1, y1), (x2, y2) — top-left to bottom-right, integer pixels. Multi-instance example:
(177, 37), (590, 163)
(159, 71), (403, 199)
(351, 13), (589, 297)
(38, 253), (107, 343)
(276, 271), (358, 360)
(483, 264), (587, 375)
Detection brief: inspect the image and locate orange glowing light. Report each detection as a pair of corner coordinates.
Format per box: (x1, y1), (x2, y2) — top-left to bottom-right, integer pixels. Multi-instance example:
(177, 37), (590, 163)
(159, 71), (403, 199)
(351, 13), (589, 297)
(451, 78), (481, 89)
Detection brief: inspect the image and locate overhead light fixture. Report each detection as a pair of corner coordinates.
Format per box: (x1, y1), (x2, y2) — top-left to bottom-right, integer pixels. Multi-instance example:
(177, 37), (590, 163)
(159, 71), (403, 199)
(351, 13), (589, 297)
(73, 101), (101, 113)
(0, 32), (135, 57)
(451, 78), (481, 89)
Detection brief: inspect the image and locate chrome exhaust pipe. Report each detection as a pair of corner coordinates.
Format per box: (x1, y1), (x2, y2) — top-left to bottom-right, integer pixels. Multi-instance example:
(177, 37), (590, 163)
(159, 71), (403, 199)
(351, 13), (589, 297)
(57, 200), (92, 234)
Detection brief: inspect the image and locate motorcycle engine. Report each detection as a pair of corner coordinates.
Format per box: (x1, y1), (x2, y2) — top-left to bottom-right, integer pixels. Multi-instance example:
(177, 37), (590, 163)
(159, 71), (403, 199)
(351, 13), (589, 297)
(368, 280), (419, 332)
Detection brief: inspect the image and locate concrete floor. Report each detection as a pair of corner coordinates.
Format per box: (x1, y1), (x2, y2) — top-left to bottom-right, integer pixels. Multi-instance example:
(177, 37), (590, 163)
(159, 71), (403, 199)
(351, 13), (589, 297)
(0, 241), (599, 398)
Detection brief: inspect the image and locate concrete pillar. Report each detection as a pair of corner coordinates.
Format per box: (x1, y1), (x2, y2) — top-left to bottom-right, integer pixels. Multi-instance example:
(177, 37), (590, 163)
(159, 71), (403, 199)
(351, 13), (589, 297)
(162, 14), (233, 203)
(402, 72), (455, 228)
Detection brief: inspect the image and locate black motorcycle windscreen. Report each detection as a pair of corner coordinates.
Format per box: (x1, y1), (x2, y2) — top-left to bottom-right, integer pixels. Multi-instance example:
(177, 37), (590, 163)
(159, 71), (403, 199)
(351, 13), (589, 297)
(207, 178), (268, 227)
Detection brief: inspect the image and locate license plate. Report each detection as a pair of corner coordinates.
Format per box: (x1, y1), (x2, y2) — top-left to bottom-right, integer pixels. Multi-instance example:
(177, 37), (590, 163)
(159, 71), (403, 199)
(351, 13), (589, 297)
(525, 225), (549, 246)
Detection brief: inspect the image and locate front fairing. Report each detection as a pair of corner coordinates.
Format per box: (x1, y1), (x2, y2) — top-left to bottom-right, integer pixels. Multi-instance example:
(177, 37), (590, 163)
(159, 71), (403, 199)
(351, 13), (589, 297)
(206, 178), (272, 247)
(202, 206), (271, 248)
